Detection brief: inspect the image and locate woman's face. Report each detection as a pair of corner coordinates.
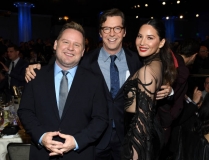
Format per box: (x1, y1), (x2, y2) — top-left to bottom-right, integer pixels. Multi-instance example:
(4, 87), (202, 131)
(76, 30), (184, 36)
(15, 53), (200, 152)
(135, 24), (165, 57)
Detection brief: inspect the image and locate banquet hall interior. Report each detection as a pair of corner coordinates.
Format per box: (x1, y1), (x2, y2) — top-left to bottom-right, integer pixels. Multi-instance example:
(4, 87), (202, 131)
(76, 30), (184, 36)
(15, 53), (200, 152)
(0, 0), (209, 160)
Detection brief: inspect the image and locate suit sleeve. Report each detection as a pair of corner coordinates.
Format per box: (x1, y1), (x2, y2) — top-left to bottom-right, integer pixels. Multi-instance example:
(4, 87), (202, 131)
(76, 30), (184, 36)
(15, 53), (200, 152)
(17, 74), (46, 147)
(10, 60), (29, 82)
(73, 76), (108, 152)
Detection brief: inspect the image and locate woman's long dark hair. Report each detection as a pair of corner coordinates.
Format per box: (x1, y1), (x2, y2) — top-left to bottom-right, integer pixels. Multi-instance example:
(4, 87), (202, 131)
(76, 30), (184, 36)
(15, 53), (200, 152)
(145, 19), (177, 85)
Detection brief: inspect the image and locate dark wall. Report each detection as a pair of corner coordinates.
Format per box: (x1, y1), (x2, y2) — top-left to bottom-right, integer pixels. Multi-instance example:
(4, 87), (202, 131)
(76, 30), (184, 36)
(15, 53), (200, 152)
(0, 11), (209, 46)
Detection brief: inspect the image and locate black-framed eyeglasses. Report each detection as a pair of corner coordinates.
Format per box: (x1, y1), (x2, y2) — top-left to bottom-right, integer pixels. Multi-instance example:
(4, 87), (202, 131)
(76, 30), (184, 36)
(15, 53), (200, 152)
(101, 26), (124, 34)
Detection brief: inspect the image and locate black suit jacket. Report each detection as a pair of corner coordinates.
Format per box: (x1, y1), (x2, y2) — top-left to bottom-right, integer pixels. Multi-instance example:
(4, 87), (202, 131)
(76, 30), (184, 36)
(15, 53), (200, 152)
(7, 58), (29, 88)
(80, 47), (142, 149)
(157, 54), (189, 128)
(18, 63), (108, 160)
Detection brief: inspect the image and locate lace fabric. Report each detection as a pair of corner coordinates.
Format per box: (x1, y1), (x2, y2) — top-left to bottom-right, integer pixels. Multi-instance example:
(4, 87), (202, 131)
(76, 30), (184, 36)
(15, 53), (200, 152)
(122, 54), (164, 160)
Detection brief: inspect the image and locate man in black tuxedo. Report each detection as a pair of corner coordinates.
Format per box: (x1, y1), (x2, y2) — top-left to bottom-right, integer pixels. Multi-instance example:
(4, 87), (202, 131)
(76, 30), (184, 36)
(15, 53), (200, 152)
(18, 21), (108, 160)
(24, 8), (171, 160)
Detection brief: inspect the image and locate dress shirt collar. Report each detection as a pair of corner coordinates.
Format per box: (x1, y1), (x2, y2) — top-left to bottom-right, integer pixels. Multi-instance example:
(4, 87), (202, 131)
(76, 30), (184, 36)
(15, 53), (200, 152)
(100, 47), (123, 62)
(54, 62), (77, 78)
(12, 57), (20, 66)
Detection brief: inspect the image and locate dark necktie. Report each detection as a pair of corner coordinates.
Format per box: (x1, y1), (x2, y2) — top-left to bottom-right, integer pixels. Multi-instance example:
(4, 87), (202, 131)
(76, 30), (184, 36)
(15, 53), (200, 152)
(110, 55), (119, 98)
(59, 70), (69, 118)
(11, 62), (14, 72)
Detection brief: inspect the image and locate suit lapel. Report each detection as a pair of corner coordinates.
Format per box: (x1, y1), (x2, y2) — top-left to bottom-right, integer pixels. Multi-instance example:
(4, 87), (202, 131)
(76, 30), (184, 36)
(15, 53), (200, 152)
(61, 66), (85, 120)
(89, 49), (112, 99)
(124, 48), (138, 76)
(45, 64), (60, 121)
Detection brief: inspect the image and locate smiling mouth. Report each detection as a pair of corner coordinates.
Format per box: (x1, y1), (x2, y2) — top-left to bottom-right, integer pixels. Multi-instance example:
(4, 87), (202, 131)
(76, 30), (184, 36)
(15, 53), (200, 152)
(139, 47), (148, 52)
(108, 38), (116, 42)
(64, 52), (74, 57)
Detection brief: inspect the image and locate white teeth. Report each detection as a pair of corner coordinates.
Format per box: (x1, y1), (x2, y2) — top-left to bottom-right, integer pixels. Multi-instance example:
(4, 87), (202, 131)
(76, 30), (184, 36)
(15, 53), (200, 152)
(108, 38), (116, 42)
(65, 53), (73, 56)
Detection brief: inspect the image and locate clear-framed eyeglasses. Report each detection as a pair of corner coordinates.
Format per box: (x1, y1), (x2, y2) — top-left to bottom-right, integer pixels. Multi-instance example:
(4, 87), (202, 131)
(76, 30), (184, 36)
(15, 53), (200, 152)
(200, 50), (209, 53)
(101, 26), (124, 34)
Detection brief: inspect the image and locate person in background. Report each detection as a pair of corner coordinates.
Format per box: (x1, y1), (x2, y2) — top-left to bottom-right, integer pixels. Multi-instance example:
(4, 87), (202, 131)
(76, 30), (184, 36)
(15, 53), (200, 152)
(163, 38), (200, 159)
(191, 44), (209, 74)
(26, 49), (38, 64)
(172, 91), (208, 160)
(202, 76), (209, 100)
(18, 21), (108, 160)
(23, 8), (172, 160)
(0, 44), (28, 97)
(85, 37), (96, 53)
(0, 69), (9, 103)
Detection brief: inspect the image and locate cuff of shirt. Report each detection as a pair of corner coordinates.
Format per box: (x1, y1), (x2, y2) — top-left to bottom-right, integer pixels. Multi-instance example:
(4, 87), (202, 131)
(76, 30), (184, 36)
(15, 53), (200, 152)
(73, 137), (79, 150)
(39, 133), (46, 145)
(168, 88), (174, 96)
(186, 96), (197, 105)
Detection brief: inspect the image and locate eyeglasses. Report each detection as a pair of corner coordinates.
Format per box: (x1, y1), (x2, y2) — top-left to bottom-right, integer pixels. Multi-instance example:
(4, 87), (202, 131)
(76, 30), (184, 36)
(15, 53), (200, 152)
(200, 50), (209, 53)
(101, 26), (124, 34)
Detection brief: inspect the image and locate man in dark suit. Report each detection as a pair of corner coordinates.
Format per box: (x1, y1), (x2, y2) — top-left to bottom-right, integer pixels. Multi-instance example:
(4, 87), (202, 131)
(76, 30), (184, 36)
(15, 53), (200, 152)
(157, 38), (200, 159)
(18, 21), (108, 160)
(24, 8), (172, 160)
(0, 44), (28, 99)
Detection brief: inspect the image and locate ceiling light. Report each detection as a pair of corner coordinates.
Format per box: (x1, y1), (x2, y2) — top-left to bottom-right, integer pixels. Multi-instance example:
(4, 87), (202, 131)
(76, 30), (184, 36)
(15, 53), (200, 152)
(63, 16), (69, 21)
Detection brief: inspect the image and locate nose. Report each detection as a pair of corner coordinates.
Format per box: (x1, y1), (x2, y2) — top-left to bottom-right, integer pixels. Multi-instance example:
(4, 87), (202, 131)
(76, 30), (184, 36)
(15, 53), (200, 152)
(109, 28), (115, 36)
(140, 38), (145, 45)
(67, 43), (74, 50)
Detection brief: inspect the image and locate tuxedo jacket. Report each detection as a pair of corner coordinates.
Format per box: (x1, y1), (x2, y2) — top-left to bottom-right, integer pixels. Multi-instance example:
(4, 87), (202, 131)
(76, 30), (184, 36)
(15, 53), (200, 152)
(80, 47), (142, 149)
(18, 63), (108, 160)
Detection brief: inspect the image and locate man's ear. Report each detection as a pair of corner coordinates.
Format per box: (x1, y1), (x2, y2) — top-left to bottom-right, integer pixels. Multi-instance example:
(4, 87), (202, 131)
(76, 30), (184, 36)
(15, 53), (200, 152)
(53, 40), (57, 50)
(99, 31), (102, 38)
(123, 29), (126, 37)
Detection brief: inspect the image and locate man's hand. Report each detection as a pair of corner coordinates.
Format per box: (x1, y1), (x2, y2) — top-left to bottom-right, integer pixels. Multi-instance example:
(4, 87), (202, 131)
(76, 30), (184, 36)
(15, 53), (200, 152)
(49, 132), (76, 156)
(192, 87), (203, 108)
(41, 131), (64, 156)
(25, 64), (41, 82)
(0, 61), (9, 72)
(156, 84), (172, 100)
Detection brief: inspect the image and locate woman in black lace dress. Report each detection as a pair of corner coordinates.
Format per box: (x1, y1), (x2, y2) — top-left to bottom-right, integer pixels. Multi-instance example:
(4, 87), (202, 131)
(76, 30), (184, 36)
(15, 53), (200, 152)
(122, 19), (177, 160)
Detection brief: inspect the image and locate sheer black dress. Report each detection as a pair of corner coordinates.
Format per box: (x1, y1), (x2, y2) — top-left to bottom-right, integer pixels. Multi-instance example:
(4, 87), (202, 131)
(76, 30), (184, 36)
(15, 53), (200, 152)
(122, 54), (164, 160)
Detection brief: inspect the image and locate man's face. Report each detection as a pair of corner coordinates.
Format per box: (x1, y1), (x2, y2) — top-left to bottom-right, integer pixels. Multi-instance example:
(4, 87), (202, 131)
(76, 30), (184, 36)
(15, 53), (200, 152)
(199, 46), (208, 59)
(54, 28), (85, 70)
(204, 77), (209, 93)
(7, 47), (19, 61)
(99, 16), (126, 55)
